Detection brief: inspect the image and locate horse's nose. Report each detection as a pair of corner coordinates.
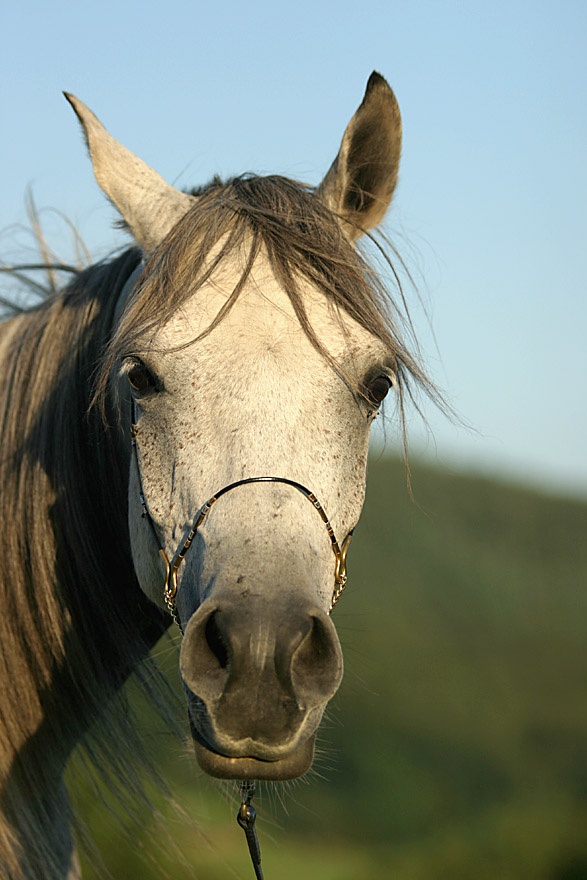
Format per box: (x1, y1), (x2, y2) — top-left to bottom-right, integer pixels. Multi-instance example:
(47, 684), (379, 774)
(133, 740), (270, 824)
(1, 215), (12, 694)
(179, 597), (343, 748)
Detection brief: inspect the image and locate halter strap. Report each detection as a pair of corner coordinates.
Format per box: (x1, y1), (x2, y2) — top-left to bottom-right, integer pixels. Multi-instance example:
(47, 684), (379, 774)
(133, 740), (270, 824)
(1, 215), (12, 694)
(131, 413), (353, 628)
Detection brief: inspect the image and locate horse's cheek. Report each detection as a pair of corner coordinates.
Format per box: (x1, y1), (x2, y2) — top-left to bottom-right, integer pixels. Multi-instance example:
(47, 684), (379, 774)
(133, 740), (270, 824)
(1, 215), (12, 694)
(128, 498), (167, 610)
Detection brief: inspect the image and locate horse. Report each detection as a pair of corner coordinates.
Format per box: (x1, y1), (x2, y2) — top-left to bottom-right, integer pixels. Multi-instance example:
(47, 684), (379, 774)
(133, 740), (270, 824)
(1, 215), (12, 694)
(0, 72), (433, 878)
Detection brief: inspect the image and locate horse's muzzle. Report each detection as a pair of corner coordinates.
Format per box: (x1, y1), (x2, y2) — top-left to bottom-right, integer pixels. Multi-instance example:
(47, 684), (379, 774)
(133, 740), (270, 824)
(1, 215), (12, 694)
(179, 597), (343, 780)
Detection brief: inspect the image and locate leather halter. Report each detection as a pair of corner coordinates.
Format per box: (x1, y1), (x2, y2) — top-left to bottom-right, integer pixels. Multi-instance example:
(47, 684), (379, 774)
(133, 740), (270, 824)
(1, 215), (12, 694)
(130, 410), (353, 627)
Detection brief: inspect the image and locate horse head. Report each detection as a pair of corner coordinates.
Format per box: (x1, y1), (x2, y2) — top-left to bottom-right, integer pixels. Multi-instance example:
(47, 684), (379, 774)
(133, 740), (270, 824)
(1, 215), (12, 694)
(67, 74), (403, 781)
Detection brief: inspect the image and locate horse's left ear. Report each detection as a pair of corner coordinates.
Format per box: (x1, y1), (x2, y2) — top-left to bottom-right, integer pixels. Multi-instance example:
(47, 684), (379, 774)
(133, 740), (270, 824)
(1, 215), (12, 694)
(64, 93), (194, 255)
(317, 72), (402, 240)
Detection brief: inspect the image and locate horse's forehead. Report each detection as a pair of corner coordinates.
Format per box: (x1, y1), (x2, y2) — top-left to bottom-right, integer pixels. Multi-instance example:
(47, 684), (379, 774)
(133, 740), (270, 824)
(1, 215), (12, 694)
(157, 257), (380, 368)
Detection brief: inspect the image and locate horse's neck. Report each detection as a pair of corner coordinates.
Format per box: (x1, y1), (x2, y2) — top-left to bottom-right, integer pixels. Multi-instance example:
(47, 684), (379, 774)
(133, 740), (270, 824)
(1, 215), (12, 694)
(0, 305), (111, 879)
(0, 266), (165, 879)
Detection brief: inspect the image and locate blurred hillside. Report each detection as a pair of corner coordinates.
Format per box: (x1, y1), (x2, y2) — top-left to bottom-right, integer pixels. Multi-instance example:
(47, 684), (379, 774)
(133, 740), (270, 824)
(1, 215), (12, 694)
(74, 456), (587, 879)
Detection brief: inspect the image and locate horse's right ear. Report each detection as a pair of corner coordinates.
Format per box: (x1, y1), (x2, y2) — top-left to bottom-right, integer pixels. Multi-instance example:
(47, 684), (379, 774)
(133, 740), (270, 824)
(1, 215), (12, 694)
(64, 93), (194, 255)
(317, 72), (402, 240)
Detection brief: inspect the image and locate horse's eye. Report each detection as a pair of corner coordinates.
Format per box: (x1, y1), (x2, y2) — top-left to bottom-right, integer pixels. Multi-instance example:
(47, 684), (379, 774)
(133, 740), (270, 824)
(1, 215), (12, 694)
(127, 363), (156, 394)
(366, 375), (392, 406)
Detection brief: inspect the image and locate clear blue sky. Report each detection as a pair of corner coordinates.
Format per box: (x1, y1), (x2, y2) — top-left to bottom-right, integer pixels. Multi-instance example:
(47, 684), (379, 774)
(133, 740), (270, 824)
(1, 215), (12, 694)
(2, 0), (586, 498)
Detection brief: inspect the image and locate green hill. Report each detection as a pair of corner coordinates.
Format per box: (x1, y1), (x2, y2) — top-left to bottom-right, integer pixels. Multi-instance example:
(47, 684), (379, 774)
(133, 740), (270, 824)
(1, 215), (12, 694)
(75, 456), (587, 879)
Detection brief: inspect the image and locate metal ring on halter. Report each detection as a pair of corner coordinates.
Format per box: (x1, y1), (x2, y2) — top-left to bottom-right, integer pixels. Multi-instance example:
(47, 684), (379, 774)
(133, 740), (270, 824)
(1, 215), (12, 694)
(131, 410), (353, 628)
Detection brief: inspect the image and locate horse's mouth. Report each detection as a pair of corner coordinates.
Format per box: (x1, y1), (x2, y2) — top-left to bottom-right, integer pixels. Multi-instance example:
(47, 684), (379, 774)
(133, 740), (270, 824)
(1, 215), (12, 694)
(190, 720), (315, 780)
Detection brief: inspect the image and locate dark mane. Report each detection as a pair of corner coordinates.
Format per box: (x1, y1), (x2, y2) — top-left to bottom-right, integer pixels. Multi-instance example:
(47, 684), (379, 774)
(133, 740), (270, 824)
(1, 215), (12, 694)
(0, 249), (172, 878)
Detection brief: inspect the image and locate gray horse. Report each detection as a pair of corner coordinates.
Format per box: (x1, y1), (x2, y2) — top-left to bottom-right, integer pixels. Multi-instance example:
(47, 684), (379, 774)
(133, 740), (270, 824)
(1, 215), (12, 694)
(0, 73), (432, 878)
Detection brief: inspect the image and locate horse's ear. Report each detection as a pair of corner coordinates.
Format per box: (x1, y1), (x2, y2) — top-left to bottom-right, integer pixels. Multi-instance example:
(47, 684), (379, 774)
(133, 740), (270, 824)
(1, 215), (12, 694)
(317, 72), (402, 240)
(64, 93), (194, 255)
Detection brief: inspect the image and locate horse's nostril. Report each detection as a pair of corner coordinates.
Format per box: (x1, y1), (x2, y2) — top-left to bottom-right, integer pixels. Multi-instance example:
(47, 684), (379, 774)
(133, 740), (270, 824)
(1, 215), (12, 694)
(205, 612), (229, 669)
(290, 613), (343, 706)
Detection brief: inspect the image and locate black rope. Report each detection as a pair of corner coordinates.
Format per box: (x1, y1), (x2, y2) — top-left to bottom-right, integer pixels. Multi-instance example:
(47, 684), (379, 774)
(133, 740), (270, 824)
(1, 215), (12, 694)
(237, 782), (264, 880)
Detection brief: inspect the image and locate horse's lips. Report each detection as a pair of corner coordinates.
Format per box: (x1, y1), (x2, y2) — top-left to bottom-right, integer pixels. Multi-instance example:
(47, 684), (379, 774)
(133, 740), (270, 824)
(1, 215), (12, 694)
(192, 731), (316, 780)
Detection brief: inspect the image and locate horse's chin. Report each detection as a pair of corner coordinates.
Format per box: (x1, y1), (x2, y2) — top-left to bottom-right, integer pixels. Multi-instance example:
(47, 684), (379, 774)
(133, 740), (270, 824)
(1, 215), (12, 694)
(192, 733), (316, 780)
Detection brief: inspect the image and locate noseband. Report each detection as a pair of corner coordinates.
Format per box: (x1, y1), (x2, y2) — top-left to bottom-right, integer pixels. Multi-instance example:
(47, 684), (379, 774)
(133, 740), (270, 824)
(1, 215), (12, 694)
(130, 414), (353, 627)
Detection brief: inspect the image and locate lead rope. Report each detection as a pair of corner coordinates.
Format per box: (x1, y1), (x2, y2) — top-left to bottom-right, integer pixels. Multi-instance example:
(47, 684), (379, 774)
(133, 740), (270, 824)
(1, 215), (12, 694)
(237, 782), (264, 879)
